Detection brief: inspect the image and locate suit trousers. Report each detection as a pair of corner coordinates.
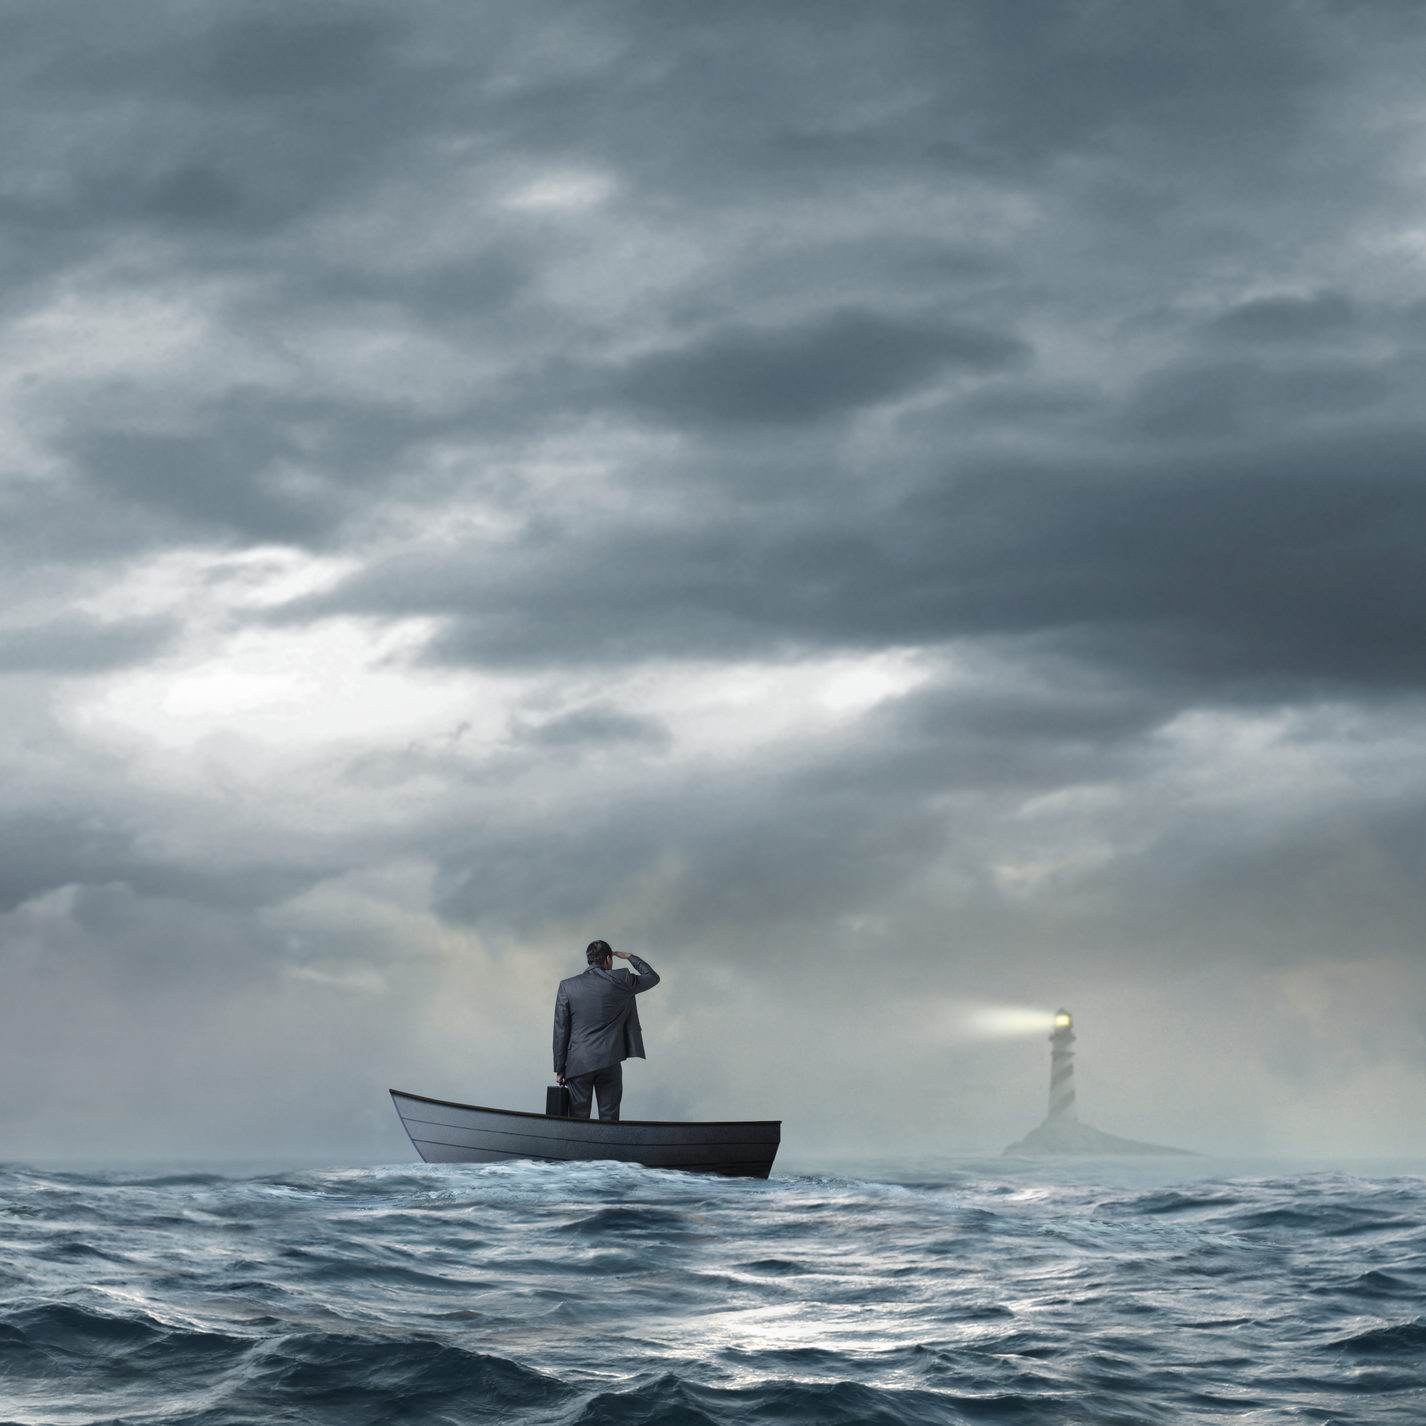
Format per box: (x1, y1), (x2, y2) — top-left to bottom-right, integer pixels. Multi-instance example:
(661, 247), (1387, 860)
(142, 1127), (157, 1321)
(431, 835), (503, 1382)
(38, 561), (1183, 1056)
(567, 1062), (623, 1121)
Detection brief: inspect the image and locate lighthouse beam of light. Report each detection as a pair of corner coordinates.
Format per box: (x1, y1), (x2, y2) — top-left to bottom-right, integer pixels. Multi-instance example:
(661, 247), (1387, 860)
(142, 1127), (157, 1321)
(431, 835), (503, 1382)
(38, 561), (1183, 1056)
(937, 1005), (1058, 1042)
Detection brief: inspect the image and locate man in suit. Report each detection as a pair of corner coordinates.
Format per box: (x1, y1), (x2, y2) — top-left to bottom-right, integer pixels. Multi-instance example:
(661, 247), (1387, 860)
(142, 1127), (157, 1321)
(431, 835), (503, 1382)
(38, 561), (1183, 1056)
(552, 939), (661, 1121)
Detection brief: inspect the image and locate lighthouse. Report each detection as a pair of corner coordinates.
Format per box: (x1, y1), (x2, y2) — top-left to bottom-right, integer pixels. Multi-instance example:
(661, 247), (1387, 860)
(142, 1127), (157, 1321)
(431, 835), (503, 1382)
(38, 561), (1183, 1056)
(1003, 1008), (1191, 1156)
(1047, 1009), (1076, 1122)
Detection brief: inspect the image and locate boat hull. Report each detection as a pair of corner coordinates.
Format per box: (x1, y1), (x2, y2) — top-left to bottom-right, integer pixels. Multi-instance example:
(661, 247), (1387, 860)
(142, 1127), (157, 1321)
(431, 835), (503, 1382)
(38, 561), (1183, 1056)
(390, 1090), (780, 1178)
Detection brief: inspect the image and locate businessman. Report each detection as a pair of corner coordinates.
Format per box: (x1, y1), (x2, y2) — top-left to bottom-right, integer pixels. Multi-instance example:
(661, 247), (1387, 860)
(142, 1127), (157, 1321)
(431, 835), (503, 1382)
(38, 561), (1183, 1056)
(552, 939), (661, 1121)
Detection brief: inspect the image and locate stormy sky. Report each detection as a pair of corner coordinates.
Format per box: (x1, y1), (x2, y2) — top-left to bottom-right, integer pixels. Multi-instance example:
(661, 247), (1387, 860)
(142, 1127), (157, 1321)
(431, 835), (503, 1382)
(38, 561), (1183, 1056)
(3, 1), (1424, 1163)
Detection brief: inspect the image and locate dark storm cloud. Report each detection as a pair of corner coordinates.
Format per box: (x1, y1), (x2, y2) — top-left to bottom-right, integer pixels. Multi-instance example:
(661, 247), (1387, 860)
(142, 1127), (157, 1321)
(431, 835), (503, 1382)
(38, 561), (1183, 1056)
(198, 10), (401, 98)
(1210, 291), (1359, 345)
(1123, 358), (1390, 440)
(0, 0), (1370, 565)
(0, 615), (176, 673)
(299, 248), (535, 332)
(56, 390), (448, 547)
(0, 818), (135, 915)
(865, 670), (1178, 792)
(290, 418), (1426, 699)
(0, 814), (325, 916)
(617, 310), (1028, 428)
(64, 426), (328, 545)
(0, 1), (1322, 297)
(510, 704), (672, 750)
(530, 0), (1322, 196)
(0, 10), (405, 269)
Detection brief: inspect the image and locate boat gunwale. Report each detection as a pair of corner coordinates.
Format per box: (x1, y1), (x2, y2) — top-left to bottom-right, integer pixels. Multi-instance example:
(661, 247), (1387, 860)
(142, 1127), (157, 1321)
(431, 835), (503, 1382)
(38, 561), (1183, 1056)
(398, 1116), (780, 1153)
(390, 1088), (780, 1132)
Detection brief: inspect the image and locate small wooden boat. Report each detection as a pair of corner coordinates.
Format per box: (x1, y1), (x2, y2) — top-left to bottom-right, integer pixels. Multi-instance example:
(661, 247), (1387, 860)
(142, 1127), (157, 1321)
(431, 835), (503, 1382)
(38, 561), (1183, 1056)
(390, 1089), (780, 1178)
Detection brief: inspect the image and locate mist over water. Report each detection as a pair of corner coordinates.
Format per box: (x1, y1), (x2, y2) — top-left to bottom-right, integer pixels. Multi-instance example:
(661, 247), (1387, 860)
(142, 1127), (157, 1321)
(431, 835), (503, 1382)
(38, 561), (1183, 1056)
(3, 1157), (1423, 1425)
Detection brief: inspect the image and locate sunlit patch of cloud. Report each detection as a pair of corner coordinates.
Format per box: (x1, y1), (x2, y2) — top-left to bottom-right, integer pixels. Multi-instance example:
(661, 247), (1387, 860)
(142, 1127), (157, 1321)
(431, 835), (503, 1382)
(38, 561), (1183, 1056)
(816, 651), (927, 714)
(991, 857), (1083, 896)
(81, 546), (362, 622)
(502, 170), (615, 212)
(280, 962), (387, 994)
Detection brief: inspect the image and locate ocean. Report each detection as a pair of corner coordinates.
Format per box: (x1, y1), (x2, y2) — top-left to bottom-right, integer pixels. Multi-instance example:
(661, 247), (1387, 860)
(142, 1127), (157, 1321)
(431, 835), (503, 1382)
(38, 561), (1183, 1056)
(1, 1157), (1422, 1425)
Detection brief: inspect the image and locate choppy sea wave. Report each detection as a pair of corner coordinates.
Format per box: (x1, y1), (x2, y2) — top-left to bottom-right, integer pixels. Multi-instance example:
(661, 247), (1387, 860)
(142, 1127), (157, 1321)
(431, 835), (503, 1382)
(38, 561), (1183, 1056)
(1, 1158), (1423, 1424)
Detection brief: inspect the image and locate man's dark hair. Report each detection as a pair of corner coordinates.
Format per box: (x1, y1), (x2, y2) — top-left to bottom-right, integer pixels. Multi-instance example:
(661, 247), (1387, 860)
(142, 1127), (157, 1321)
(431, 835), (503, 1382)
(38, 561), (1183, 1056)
(586, 939), (613, 965)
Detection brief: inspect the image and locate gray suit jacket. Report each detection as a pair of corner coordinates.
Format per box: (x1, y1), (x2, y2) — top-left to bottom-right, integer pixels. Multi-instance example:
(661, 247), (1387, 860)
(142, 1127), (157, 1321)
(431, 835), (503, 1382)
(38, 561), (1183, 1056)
(553, 955), (661, 1078)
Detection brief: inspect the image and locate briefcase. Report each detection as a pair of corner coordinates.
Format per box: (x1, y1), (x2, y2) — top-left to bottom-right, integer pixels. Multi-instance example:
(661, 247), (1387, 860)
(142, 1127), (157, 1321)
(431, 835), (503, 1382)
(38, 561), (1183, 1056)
(545, 1084), (572, 1117)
